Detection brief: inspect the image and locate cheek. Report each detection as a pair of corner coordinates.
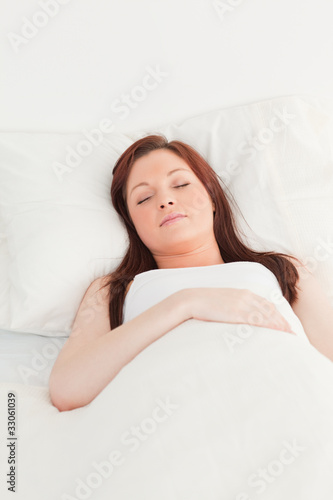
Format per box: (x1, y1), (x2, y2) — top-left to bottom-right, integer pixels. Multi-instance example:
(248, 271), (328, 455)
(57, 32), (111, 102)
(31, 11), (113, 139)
(186, 187), (212, 214)
(132, 208), (154, 235)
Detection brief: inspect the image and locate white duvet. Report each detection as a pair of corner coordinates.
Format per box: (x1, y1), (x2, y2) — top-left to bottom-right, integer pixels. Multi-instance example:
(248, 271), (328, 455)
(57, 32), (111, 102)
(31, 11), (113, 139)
(1, 319), (333, 500)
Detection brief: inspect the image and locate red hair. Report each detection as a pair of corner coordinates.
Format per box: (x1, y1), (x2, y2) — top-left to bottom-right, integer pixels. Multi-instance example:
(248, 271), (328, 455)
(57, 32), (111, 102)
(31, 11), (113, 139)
(99, 134), (302, 330)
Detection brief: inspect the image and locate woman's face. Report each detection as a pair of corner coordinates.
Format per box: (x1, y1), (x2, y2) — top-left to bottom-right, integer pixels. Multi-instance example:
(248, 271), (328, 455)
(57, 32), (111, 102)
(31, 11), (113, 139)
(125, 149), (216, 259)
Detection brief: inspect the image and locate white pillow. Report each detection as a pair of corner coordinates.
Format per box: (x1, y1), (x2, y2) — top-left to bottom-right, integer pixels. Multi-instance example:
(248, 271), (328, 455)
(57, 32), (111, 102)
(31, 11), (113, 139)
(0, 132), (133, 335)
(0, 95), (332, 336)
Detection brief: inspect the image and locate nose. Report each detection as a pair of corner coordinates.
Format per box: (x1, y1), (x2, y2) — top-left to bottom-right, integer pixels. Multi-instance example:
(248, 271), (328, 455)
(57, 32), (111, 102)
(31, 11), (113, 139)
(159, 200), (174, 209)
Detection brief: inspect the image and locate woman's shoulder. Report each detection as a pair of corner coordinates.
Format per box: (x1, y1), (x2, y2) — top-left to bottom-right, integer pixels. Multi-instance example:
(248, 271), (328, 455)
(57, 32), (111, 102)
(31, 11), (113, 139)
(91, 275), (135, 300)
(86, 276), (111, 303)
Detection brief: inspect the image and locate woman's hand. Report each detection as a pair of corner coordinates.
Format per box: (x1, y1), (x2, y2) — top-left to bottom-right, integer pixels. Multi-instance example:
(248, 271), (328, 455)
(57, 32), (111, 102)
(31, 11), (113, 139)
(182, 287), (294, 334)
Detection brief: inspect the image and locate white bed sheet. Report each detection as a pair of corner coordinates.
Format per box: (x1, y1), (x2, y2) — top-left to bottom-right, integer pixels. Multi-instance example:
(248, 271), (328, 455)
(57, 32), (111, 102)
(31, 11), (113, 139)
(0, 330), (66, 387)
(1, 320), (333, 499)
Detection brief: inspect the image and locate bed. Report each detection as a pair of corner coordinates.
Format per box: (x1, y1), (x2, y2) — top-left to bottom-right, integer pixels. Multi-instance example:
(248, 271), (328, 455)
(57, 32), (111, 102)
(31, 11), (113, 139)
(1, 94), (333, 499)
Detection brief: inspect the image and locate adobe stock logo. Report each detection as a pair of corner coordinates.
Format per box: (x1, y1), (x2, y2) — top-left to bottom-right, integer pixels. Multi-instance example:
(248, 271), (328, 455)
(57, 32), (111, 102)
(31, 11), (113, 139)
(212, 0), (246, 22)
(215, 106), (297, 184)
(52, 64), (169, 182)
(237, 107), (296, 161)
(7, 0), (73, 53)
(16, 338), (65, 384)
(61, 396), (179, 499)
(235, 439), (307, 499)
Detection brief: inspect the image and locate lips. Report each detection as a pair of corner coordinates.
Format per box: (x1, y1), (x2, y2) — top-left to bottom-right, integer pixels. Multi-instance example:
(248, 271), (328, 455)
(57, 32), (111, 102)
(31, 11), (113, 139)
(160, 212), (186, 226)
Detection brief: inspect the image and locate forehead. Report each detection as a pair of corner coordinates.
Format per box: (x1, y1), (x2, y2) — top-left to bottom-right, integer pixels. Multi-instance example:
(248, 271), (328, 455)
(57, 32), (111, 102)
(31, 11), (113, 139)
(125, 149), (193, 196)
(130, 149), (189, 176)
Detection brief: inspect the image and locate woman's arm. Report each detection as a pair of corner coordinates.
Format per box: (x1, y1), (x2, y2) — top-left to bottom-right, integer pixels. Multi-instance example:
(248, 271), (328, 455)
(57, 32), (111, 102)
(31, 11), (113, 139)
(288, 257), (333, 362)
(49, 282), (291, 412)
(185, 287), (293, 333)
(49, 288), (191, 412)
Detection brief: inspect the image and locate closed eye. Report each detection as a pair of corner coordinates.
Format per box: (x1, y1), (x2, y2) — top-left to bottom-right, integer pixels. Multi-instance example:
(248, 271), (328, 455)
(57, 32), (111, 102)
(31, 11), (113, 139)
(137, 183), (190, 205)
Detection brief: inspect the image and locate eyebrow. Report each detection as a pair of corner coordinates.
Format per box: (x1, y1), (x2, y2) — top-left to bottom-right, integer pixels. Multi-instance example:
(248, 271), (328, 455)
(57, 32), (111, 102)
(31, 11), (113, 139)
(129, 168), (190, 196)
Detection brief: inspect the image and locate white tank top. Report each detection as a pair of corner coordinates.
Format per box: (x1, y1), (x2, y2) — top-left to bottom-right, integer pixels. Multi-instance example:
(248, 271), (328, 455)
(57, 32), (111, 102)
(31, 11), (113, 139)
(123, 261), (310, 343)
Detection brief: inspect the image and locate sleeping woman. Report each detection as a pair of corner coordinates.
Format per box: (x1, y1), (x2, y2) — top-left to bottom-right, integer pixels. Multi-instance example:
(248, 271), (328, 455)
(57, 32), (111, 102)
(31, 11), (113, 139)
(49, 134), (333, 411)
